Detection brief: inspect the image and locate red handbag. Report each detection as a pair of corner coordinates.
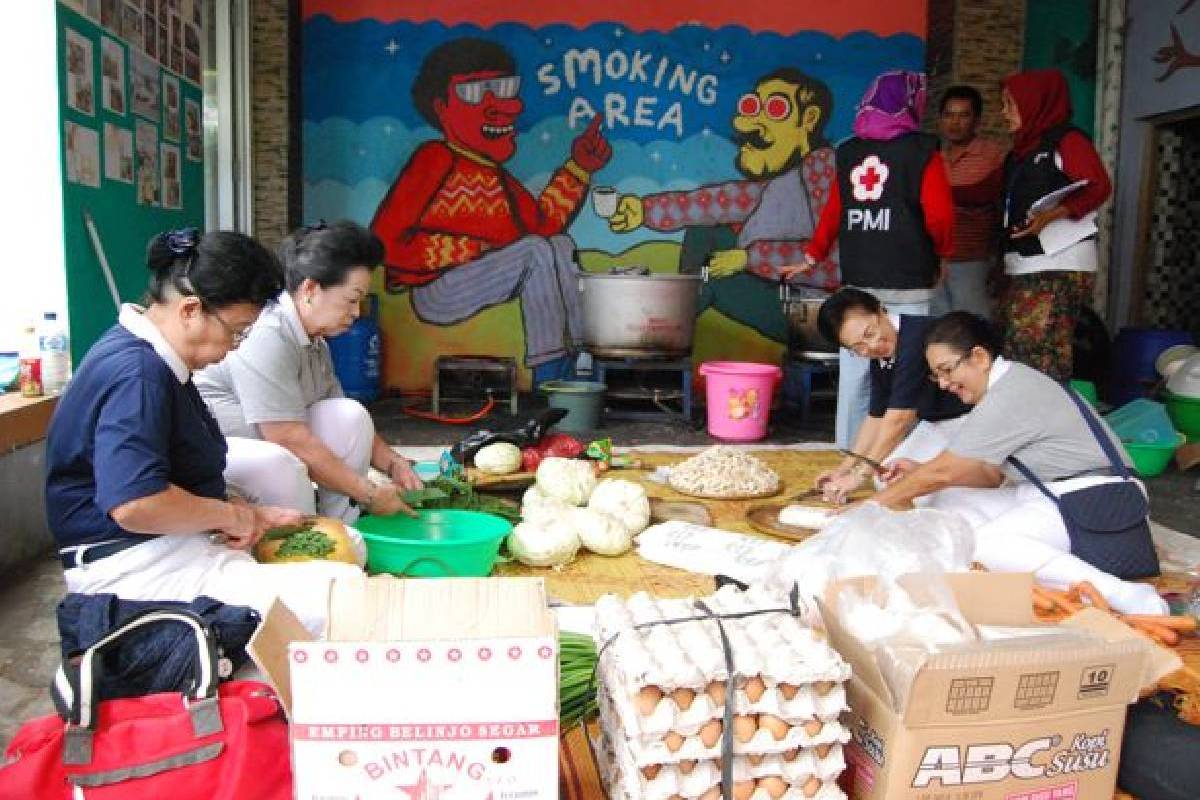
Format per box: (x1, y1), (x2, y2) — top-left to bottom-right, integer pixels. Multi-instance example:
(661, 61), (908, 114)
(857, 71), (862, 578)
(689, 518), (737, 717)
(0, 610), (292, 799)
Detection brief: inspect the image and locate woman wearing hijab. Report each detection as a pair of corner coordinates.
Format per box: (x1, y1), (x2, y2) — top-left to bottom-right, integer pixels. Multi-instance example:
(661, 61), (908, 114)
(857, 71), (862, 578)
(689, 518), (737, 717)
(998, 68), (1111, 381)
(797, 70), (955, 448)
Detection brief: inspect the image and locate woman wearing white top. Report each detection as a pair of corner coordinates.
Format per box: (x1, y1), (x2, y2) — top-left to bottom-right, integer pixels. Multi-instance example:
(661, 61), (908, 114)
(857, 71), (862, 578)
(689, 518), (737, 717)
(868, 312), (1165, 614)
(196, 221), (421, 523)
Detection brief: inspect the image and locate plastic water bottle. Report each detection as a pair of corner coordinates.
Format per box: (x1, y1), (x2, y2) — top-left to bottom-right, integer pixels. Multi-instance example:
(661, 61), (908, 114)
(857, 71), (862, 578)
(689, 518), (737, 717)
(38, 312), (71, 395)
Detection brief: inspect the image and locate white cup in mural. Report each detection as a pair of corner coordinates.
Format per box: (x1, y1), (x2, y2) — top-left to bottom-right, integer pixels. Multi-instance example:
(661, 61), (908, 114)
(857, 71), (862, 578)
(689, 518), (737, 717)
(592, 186), (619, 218)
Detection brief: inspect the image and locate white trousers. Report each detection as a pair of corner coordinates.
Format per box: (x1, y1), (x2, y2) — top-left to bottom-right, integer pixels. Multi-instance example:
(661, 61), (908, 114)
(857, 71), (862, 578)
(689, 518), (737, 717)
(63, 533), (362, 636)
(922, 476), (1167, 614)
(224, 397), (375, 523)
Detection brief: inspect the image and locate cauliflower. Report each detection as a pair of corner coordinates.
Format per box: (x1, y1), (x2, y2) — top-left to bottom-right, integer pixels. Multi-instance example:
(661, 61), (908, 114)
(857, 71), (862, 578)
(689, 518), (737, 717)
(535, 457), (596, 506)
(520, 485), (574, 526)
(474, 442), (522, 475)
(587, 479), (650, 536)
(507, 519), (580, 567)
(570, 507), (633, 556)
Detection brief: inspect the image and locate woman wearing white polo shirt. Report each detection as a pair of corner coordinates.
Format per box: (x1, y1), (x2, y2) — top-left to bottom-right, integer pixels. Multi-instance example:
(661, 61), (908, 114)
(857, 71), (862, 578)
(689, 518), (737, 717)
(196, 221), (422, 522)
(868, 311), (1165, 614)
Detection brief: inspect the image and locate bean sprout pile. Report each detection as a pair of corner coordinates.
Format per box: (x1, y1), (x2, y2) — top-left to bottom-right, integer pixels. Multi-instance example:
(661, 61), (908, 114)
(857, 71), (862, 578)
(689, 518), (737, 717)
(668, 446), (781, 497)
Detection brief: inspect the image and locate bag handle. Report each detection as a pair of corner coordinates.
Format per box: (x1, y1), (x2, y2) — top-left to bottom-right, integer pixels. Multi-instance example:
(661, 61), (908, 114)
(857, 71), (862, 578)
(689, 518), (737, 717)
(52, 609), (222, 748)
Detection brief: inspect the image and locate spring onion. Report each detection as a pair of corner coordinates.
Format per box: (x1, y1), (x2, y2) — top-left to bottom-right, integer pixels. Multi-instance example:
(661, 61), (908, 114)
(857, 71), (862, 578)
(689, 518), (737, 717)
(559, 630), (598, 730)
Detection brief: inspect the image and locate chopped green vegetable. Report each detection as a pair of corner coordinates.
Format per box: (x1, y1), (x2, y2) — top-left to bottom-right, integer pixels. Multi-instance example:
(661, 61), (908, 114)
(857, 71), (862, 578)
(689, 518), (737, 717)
(400, 477), (521, 523)
(559, 631), (598, 730)
(264, 524), (314, 541)
(274, 530), (336, 558)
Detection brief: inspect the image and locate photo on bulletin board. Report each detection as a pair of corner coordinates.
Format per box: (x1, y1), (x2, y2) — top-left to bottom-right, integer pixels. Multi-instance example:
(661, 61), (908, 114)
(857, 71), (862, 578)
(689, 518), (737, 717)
(185, 97), (202, 161)
(64, 28), (95, 116)
(191, 0), (201, 27)
(161, 142), (181, 209)
(121, 1), (142, 44)
(64, 122), (101, 188)
(103, 122), (134, 184)
(183, 22), (201, 84)
(100, 36), (125, 115)
(100, 0), (119, 31)
(158, 20), (168, 66)
(162, 73), (180, 141)
(170, 14), (184, 75)
(131, 49), (160, 120)
(135, 118), (159, 206)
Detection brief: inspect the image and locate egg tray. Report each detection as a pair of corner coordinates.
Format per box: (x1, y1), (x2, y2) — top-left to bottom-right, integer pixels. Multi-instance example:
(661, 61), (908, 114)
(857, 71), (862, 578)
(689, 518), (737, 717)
(593, 587), (852, 698)
(598, 684), (851, 768)
(601, 664), (848, 743)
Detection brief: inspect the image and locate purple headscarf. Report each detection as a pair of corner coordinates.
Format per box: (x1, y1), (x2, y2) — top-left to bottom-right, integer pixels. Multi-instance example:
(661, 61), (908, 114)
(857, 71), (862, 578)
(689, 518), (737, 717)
(853, 70), (927, 141)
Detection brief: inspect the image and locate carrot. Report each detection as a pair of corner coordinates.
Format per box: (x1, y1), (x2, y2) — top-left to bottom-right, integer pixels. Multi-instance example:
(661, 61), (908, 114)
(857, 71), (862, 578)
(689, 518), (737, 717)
(1031, 592), (1055, 612)
(1073, 581), (1111, 612)
(1121, 615), (1198, 633)
(1042, 589), (1082, 614)
(1129, 621), (1181, 647)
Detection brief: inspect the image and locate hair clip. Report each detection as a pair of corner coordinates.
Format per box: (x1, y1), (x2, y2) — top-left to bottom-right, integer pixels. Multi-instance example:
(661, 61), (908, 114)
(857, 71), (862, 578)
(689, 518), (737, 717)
(163, 227), (200, 256)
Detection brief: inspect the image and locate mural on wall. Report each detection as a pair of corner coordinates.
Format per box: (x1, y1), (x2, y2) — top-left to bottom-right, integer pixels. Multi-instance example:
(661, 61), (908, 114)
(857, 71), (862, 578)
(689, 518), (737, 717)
(301, 1), (926, 391)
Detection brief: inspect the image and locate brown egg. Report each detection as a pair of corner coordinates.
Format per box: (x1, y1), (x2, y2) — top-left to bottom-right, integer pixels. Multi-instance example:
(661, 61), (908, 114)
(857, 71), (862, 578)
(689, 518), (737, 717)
(699, 719), (723, 748)
(803, 719), (823, 736)
(664, 731), (685, 752)
(732, 780), (756, 800)
(779, 683), (799, 700)
(637, 685), (664, 715)
(744, 675), (767, 702)
(733, 714), (758, 743)
(782, 747), (799, 761)
(698, 789), (721, 800)
(678, 759), (698, 774)
(813, 680), (835, 696)
(803, 776), (823, 798)
(747, 753), (764, 767)
(758, 713), (790, 741)
(640, 764), (661, 780)
(705, 680), (727, 707)
(672, 686), (697, 711)
(816, 743), (832, 759)
(758, 776), (788, 799)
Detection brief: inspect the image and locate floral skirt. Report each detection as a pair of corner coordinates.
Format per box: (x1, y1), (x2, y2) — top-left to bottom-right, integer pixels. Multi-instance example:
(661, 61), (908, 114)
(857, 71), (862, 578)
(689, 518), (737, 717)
(1001, 271), (1095, 382)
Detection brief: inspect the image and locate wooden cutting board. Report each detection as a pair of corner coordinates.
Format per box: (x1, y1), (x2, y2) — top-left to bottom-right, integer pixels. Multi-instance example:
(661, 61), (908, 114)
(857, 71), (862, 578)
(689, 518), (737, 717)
(465, 468), (536, 491)
(649, 499), (712, 526)
(746, 503), (822, 543)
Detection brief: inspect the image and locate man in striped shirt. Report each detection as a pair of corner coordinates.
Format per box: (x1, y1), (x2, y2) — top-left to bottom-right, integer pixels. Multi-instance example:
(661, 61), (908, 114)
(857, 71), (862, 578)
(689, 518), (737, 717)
(934, 85), (1008, 319)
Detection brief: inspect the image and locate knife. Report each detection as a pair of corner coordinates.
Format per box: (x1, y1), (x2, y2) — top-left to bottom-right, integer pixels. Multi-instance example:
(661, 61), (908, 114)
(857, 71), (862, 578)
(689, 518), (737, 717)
(838, 449), (884, 473)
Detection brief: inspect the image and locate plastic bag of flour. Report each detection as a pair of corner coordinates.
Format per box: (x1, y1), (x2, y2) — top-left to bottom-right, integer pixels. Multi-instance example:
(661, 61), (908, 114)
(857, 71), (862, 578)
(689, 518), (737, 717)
(761, 502), (975, 601)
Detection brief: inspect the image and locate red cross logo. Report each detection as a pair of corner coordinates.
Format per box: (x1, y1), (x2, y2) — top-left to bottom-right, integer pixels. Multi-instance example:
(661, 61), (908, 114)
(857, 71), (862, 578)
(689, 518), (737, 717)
(850, 155), (889, 202)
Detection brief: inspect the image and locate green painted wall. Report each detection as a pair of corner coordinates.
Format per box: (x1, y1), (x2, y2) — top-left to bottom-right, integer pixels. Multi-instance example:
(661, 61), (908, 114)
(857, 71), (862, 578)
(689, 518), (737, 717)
(57, 3), (205, 362)
(1022, 0), (1098, 138)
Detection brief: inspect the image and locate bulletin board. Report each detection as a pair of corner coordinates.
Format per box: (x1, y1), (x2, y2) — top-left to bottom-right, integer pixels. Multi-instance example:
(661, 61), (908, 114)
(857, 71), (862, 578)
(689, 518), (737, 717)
(57, 0), (206, 363)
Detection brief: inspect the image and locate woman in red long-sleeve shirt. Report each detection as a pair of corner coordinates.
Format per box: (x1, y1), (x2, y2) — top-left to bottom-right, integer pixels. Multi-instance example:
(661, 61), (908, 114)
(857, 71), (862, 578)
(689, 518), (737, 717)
(795, 70), (955, 448)
(998, 68), (1112, 381)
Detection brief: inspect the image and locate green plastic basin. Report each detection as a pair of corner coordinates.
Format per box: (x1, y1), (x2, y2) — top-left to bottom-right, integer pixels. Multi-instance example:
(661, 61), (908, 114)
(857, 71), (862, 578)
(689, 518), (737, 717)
(1122, 434), (1184, 478)
(1164, 390), (1200, 442)
(356, 509), (512, 578)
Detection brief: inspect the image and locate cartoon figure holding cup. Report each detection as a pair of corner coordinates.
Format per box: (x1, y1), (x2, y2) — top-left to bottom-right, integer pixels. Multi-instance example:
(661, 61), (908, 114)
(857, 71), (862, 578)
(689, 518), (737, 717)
(371, 37), (612, 386)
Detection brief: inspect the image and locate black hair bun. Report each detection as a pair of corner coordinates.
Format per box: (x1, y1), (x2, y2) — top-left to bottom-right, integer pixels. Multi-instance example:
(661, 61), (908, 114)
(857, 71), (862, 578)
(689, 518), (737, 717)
(145, 228), (199, 274)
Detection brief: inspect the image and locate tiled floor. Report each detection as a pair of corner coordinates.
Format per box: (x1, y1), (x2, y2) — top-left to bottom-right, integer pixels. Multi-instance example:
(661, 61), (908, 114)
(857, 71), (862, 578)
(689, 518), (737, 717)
(2, 398), (1197, 750)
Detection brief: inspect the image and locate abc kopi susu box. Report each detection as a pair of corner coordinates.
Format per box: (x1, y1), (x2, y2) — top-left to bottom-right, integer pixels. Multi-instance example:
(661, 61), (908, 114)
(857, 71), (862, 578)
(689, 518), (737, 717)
(250, 576), (559, 799)
(819, 572), (1148, 800)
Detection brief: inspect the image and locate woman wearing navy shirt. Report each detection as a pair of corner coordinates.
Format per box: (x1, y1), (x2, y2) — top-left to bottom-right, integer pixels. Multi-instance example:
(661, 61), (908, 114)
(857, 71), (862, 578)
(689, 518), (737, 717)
(809, 288), (969, 503)
(45, 229), (361, 635)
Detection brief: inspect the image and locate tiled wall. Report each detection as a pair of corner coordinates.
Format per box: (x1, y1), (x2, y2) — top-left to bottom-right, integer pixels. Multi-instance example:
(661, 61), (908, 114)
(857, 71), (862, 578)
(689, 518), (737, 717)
(250, 0), (290, 248)
(1142, 118), (1200, 334)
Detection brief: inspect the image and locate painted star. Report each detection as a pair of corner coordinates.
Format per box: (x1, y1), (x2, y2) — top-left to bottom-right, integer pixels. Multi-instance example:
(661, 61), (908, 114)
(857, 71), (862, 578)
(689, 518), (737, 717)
(544, 37), (553, 46)
(540, 130), (553, 143)
(613, 26), (624, 38)
(396, 768), (452, 799)
(650, 151), (662, 162)
(719, 50), (732, 64)
(383, 123), (393, 136)
(384, 39), (399, 56)
(701, 127), (712, 137)
(703, 41), (712, 51)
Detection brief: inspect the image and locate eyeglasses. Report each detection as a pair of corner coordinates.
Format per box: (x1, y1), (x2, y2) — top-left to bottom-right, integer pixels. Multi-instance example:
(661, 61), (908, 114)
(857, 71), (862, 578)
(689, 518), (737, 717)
(207, 310), (250, 348)
(847, 323), (882, 357)
(928, 354), (968, 384)
(454, 75), (521, 105)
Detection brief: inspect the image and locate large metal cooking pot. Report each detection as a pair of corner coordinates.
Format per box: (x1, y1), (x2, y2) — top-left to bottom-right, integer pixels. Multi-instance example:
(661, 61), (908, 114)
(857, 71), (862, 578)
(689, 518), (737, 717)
(782, 290), (837, 353)
(579, 272), (703, 356)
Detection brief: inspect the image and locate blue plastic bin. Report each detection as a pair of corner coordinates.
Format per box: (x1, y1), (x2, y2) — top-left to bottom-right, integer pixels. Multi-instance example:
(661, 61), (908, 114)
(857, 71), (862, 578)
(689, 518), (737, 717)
(1104, 398), (1178, 444)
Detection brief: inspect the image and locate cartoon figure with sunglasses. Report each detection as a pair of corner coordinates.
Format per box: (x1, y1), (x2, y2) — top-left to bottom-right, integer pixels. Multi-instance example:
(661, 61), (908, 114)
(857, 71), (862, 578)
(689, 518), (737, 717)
(370, 37), (611, 385)
(608, 68), (838, 344)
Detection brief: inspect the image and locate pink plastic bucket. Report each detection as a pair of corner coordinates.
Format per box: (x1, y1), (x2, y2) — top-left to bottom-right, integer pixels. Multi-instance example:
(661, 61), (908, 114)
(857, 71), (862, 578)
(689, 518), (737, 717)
(699, 361), (783, 441)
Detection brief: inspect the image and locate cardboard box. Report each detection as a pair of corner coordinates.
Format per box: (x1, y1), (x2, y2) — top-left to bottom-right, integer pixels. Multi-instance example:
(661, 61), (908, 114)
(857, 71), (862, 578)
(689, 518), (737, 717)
(820, 572), (1147, 800)
(250, 576), (560, 800)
